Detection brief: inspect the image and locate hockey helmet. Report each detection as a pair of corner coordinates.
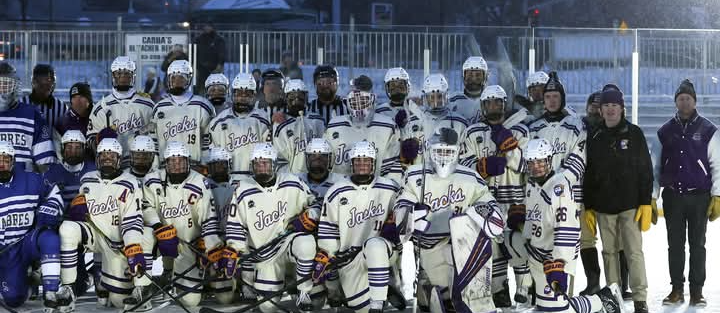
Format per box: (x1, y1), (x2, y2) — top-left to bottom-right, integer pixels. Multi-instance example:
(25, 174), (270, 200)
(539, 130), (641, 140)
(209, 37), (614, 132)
(480, 85), (507, 121)
(347, 89), (376, 125)
(110, 56), (136, 91)
(384, 67), (410, 103)
(61, 130), (86, 166)
(166, 60), (193, 95)
(422, 74), (449, 115)
(349, 141), (376, 183)
(305, 138), (333, 175)
(251, 143), (278, 185)
(462, 56), (488, 95)
(525, 138), (554, 180)
(428, 127), (460, 179)
(231, 73), (257, 114)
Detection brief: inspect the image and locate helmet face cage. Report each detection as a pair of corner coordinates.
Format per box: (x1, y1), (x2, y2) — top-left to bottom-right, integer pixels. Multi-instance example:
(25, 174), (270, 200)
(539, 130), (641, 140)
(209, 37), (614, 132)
(0, 75), (20, 110)
(423, 90), (448, 114)
(429, 143), (459, 179)
(251, 143), (278, 183)
(347, 90), (376, 124)
(305, 138), (333, 174)
(0, 141), (15, 175)
(525, 139), (554, 179)
(349, 141), (376, 178)
(111, 57), (136, 91)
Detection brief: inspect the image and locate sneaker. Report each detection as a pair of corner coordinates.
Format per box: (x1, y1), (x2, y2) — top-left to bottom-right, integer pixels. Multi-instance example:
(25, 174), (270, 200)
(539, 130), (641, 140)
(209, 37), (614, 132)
(596, 283), (625, 313)
(689, 292), (707, 307)
(369, 300), (385, 313)
(45, 285), (76, 313)
(295, 290), (313, 312)
(633, 301), (648, 313)
(123, 286), (153, 312)
(662, 287), (684, 305)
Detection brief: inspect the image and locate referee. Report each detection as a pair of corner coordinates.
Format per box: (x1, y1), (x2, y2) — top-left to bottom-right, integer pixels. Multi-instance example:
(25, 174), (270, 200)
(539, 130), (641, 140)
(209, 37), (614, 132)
(20, 64), (68, 132)
(308, 64), (347, 125)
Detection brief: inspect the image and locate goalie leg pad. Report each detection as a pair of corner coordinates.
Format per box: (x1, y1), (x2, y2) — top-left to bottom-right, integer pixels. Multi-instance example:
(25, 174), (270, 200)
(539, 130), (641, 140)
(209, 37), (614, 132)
(449, 214), (495, 313)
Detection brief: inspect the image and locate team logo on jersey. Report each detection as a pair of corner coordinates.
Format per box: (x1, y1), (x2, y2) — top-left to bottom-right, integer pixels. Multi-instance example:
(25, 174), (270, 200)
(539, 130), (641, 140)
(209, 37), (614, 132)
(340, 197), (348, 205)
(347, 200), (386, 228)
(619, 139), (629, 150)
(160, 200), (192, 219)
(83, 187), (90, 193)
(286, 129), (294, 137)
(254, 201), (288, 231)
(41, 125), (51, 140)
(225, 129), (260, 151)
(87, 195), (120, 215)
(157, 112), (165, 119)
(0, 133), (28, 146)
(163, 116), (198, 140)
(113, 113), (145, 134)
(425, 184), (466, 212)
(1, 212), (32, 229)
(526, 204), (541, 221)
(554, 184), (564, 196)
(416, 179), (422, 187)
(332, 132), (339, 139)
(412, 125), (419, 132)
(248, 200), (255, 208)
(476, 136), (483, 143)
(156, 188), (162, 195)
(221, 123), (228, 130)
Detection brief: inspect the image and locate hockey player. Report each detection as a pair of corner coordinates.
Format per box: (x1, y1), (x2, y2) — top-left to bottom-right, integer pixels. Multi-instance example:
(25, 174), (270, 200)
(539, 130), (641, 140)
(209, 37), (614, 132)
(57, 138), (156, 311)
(87, 56), (155, 167)
(127, 135), (157, 180)
(43, 130), (97, 207)
(324, 89), (402, 182)
(375, 67), (419, 138)
(449, 56), (488, 123)
(299, 138), (345, 202)
(153, 60), (216, 166)
(460, 85), (531, 308)
(0, 62), (56, 171)
(514, 71), (550, 125)
(0, 141), (63, 310)
(395, 128), (504, 313)
(221, 143), (320, 313)
(207, 73), (271, 177)
(523, 138), (625, 313)
(313, 141), (401, 313)
(257, 69), (287, 119)
(401, 74), (468, 167)
(142, 141), (232, 306)
(274, 79), (325, 173)
(205, 73), (231, 112)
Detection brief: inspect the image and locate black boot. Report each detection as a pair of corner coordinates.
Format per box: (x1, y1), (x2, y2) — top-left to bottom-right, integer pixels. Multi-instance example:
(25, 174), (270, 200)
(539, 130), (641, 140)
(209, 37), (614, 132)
(580, 247), (602, 295)
(492, 280), (512, 308)
(619, 250), (632, 300)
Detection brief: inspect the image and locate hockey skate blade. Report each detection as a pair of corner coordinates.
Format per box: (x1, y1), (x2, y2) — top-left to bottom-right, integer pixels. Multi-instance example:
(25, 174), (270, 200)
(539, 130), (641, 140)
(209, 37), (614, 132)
(608, 283), (627, 313)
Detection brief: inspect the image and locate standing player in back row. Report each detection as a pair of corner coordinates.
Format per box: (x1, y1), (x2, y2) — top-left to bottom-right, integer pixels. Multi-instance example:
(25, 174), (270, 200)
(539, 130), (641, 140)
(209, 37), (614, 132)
(449, 56), (489, 124)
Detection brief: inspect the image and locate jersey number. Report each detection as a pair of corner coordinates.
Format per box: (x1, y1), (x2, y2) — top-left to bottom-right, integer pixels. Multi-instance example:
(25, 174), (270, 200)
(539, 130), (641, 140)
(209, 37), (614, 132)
(373, 220), (383, 231)
(188, 134), (197, 145)
(556, 207), (567, 223)
(111, 215), (119, 226)
(118, 189), (128, 203)
(531, 224), (542, 238)
(229, 204), (237, 217)
(188, 218), (193, 228)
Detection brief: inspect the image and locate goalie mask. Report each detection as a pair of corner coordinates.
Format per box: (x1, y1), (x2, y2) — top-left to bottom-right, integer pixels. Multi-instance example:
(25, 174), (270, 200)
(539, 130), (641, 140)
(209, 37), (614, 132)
(206, 146), (231, 183)
(231, 73), (257, 115)
(428, 127), (460, 178)
(349, 141), (376, 185)
(305, 138), (332, 177)
(347, 89), (376, 126)
(251, 143), (278, 186)
(422, 74), (449, 116)
(384, 67), (410, 104)
(130, 135), (156, 176)
(111, 56), (136, 92)
(525, 138), (554, 182)
(205, 73), (230, 107)
(61, 130), (86, 166)
(0, 141), (15, 182)
(284, 79), (308, 117)
(480, 85), (507, 123)
(0, 62), (20, 112)
(164, 141), (190, 184)
(462, 56), (488, 96)
(166, 60), (193, 96)
(96, 138), (123, 179)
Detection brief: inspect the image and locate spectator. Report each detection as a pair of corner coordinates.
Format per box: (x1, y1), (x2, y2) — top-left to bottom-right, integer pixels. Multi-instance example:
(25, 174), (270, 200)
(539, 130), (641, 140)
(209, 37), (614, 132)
(194, 23), (226, 95)
(308, 64), (347, 125)
(161, 44), (188, 73)
(252, 69), (262, 93)
(143, 67), (162, 102)
(279, 52), (303, 80)
(584, 86), (653, 313)
(57, 82), (93, 136)
(657, 79), (717, 307)
(20, 64), (67, 132)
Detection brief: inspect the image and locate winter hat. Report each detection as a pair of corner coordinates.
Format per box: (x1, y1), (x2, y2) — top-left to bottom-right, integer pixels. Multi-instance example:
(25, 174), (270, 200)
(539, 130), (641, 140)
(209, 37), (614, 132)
(351, 75), (373, 92)
(675, 79), (696, 102)
(587, 90), (602, 107)
(543, 71), (565, 108)
(600, 88), (625, 107)
(70, 82), (93, 104)
(601, 83), (621, 92)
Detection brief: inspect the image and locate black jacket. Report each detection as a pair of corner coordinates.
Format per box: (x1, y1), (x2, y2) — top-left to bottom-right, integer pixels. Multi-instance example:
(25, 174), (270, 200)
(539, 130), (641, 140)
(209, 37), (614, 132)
(195, 31), (226, 71)
(584, 119), (654, 214)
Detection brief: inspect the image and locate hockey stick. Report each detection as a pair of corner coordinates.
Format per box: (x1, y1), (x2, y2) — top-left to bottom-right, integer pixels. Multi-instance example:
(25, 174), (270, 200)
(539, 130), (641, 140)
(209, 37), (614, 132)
(198, 248), (361, 313)
(411, 146), (428, 313)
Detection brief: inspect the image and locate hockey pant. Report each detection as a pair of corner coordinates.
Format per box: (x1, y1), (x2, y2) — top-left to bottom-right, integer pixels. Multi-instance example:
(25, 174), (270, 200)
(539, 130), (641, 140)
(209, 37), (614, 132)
(528, 253), (604, 313)
(249, 232), (316, 313)
(59, 221), (155, 308)
(491, 230), (531, 295)
(170, 243), (234, 306)
(0, 227), (61, 308)
(418, 241), (454, 304)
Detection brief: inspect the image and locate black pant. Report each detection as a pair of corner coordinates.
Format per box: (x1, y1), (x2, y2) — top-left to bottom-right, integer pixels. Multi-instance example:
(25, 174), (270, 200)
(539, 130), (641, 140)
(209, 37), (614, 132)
(662, 188), (709, 292)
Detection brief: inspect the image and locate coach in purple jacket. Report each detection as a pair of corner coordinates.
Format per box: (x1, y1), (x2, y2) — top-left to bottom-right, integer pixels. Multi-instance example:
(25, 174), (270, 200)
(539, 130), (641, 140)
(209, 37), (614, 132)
(657, 79), (720, 307)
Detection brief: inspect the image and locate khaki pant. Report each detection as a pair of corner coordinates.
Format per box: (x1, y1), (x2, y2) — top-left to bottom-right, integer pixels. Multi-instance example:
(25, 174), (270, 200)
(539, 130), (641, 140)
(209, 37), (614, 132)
(597, 209), (648, 301)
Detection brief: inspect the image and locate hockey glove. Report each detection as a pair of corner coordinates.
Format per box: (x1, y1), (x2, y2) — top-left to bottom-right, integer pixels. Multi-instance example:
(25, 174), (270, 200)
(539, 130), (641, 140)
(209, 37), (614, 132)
(506, 204), (526, 231)
(312, 250), (334, 283)
(288, 210), (318, 233)
(37, 204), (62, 228)
(651, 198), (659, 225)
(220, 247), (240, 278)
(490, 125), (519, 153)
(707, 196), (720, 222)
(400, 138), (420, 165)
(413, 203), (431, 237)
(394, 109), (408, 128)
(477, 156), (507, 178)
(124, 244), (146, 277)
(584, 209), (597, 236)
(380, 212), (401, 245)
(153, 224), (179, 258)
(543, 259), (568, 294)
(196, 239), (224, 269)
(634, 204), (652, 232)
(67, 195), (89, 222)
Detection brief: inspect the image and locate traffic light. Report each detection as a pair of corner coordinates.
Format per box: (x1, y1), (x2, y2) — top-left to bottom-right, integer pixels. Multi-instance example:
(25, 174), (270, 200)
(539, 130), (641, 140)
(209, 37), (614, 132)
(528, 8), (540, 27)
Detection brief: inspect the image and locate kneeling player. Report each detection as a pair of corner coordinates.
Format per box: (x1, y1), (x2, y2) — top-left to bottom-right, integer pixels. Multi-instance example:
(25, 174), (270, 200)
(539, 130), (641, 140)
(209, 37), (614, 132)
(0, 141), (63, 310)
(221, 143), (320, 313)
(57, 138), (155, 311)
(313, 141), (401, 313)
(143, 141), (232, 306)
(395, 128), (504, 313)
(523, 138), (625, 313)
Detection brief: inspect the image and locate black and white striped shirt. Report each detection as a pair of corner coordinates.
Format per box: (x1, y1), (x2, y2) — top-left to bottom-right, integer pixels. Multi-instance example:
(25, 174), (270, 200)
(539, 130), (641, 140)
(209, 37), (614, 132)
(308, 95), (348, 125)
(20, 94), (68, 132)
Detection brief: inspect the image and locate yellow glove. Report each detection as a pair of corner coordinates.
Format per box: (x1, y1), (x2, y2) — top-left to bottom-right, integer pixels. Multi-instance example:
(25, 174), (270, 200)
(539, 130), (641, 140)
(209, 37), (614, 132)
(584, 209), (597, 236)
(707, 196), (720, 222)
(651, 198), (659, 225)
(634, 205), (652, 232)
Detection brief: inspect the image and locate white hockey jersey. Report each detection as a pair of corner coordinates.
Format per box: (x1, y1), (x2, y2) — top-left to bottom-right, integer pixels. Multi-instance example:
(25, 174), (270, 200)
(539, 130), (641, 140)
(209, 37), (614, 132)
(87, 90), (155, 167)
(403, 111), (469, 164)
(298, 172), (346, 204)
(394, 164), (498, 249)
(273, 113), (325, 174)
(374, 99), (420, 138)
(207, 108), (270, 176)
(523, 173), (580, 274)
(142, 170), (222, 249)
(225, 173), (319, 256)
(528, 114), (587, 203)
(449, 93), (482, 124)
(460, 110), (530, 216)
(318, 177), (399, 255)
(152, 92), (216, 164)
(78, 171), (144, 247)
(323, 114), (403, 181)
